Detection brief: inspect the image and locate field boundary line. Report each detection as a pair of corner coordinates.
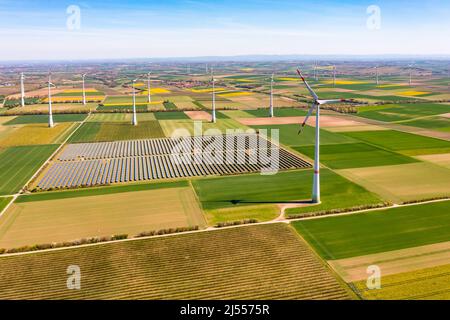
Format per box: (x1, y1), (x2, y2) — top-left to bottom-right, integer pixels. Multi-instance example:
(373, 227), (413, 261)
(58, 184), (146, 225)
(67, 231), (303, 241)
(286, 197), (450, 223)
(1, 197), (449, 258)
(0, 195), (17, 219)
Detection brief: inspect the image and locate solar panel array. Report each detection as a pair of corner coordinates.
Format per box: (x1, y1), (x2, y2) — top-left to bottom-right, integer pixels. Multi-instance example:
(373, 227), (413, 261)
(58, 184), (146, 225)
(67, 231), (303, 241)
(37, 134), (311, 190)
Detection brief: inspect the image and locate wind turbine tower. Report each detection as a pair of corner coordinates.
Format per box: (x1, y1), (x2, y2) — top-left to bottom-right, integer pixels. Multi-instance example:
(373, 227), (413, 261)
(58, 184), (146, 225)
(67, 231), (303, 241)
(269, 73), (274, 117)
(132, 79), (138, 126)
(211, 69), (216, 123)
(409, 64), (413, 86)
(332, 65), (336, 87)
(47, 73), (55, 128)
(296, 68), (347, 203)
(375, 66), (379, 85)
(82, 74), (87, 105)
(147, 72), (152, 103)
(20, 73), (25, 107)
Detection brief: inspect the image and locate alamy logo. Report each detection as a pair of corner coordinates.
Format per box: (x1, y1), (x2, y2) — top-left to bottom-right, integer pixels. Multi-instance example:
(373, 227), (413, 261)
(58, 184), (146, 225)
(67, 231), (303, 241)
(66, 5), (81, 31)
(67, 265), (81, 290)
(169, 122), (280, 175)
(366, 5), (381, 30)
(366, 265), (381, 289)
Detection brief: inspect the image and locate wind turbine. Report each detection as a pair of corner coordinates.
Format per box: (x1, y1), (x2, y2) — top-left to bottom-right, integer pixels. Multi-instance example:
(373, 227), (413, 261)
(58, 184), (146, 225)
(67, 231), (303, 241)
(211, 69), (216, 123)
(20, 72), (25, 107)
(332, 65), (336, 87)
(269, 73), (274, 117)
(375, 66), (379, 85)
(47, 73), (56, 128)
(296, 68), (347, 203)
(147, 71), (152, 103)
(131, 79), (138, 126)
(315, 62), (319, 81)
(313, 62), (317, 81)
(81, 73), (87, 105)
(408, 64), (413, 86)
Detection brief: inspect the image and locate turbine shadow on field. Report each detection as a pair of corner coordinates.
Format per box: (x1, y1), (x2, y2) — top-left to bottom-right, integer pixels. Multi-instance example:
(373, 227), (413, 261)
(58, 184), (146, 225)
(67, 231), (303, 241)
(213, 199), (314, 205)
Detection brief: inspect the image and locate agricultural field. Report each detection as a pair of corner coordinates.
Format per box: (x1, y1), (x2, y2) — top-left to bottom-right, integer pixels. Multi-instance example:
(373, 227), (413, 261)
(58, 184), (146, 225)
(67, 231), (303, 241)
(0, 144), (58, 195)
(296, 142), (417, 169)
(337, 162), (450, 203)
(0, 185), (205, 248)
(193, 169), (383, 221)
(0, 224), (351, 300)
(68, 121), (165, 142)
(342, 130), (450, 156)
(356, 103), (450, 123)
(292, 200), (450, 260)
(0, 123), (77, 147)
(353, 264), (450, 300)
(3, 114), (87, 125)
(0, 60), (449, 301)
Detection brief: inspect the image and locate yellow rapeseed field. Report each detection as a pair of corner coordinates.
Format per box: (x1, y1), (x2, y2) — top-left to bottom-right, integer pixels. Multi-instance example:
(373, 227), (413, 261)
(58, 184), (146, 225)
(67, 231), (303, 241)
(278, 77), (299, 81)
(218, 91), (254, 97)
(139, 88), (171, 94)
(397, 90), (430, 96)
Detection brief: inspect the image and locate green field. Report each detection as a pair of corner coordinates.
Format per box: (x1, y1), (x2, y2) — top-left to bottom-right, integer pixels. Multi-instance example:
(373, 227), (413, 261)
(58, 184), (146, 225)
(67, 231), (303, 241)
(253, 124), (357, 147)
(398, 116), (450, 131)
(68, 120), (165, 142)
(295, 143), (417, 169)
(163, 101), (177, 110)
(192, 169), (382, 217)
(153, 111), (190, 120)
(0, 197), (12, 213)
(292, 200), (450, 260)
(357, 103), (450, 123)
(245, 108), (307, 117)
(0, 224), (350, 300)
(343, 130), (450, 155)
(4, 114), (87, 125)
(0, 145), (58, 195)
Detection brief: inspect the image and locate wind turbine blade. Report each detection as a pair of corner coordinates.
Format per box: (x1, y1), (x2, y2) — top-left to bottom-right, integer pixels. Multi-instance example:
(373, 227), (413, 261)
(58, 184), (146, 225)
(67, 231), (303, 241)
(317, 99), (344, 105)
(298, 103), (317, 134)
(296, 69), (319, 101)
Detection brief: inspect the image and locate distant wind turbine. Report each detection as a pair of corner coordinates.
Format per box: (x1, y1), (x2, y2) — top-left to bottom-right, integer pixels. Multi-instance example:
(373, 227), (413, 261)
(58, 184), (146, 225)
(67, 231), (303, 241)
(147, 71), (152, 103)
(408, 64), (414, 86)
(82, 74), (87, 105)
(20, 72), (25, 107)
(375, 66), (379, 85)
(47, 73), (56, 128)
(332, 65), (336, 87)
(269, 73), (274, 117)
(296, 68), (348, 203)
(132, 79), (138, 126)
(211, 69), (216, 123)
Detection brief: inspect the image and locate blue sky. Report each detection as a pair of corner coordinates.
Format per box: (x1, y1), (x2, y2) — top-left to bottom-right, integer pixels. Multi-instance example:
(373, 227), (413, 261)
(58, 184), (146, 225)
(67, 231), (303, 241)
(0, 0), (449, 60)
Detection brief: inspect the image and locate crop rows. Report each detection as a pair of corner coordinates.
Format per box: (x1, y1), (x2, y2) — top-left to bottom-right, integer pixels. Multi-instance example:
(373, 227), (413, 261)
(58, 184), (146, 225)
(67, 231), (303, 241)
(0, 224), (350, 300)
(37, 148), (310, 189)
